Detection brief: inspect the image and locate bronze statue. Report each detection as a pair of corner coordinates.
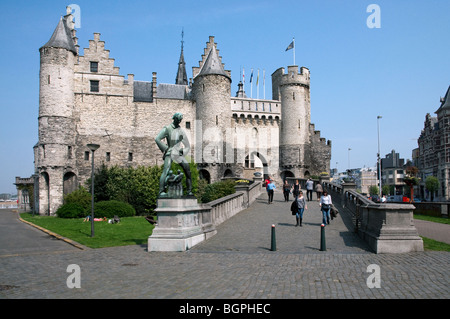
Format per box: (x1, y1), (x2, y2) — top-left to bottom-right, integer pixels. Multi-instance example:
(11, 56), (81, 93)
(155, 112), (193, 197)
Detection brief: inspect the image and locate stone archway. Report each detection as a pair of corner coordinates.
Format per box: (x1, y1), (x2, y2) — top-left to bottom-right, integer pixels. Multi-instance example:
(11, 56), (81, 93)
(63, 172), (78, 196)
(199, 169), (211, 184)
(223, 169), (233, 178)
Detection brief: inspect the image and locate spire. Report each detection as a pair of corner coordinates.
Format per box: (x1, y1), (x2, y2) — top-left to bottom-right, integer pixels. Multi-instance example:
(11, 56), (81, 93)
(235, 81), (247, 98)
(197, 45), (230, 80)
(41, 16), (77, 54)
(175, 29), (188, 85)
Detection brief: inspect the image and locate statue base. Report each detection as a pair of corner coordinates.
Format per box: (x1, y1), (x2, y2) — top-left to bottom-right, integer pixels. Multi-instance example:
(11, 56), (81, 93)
(148, 197), (216, 252)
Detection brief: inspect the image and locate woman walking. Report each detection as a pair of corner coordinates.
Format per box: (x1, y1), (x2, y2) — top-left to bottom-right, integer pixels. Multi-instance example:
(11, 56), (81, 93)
(291, 191), (308, 227)
(283, 180), (291, 202)
(294, 191), (307, 227)
(319, 190), (332, 225)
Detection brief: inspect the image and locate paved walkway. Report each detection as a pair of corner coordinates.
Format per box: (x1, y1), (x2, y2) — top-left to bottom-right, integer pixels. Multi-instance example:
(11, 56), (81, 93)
(1, 191), (449, 302)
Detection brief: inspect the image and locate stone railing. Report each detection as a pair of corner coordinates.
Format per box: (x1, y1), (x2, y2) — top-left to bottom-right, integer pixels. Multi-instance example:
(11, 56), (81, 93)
(323, 181), (423, 254)
(149, 180), (263, 251)
(209, 180), (263, 227)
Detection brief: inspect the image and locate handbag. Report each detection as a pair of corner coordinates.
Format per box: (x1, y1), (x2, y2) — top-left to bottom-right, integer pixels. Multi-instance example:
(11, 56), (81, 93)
(322, 204), (330, 210)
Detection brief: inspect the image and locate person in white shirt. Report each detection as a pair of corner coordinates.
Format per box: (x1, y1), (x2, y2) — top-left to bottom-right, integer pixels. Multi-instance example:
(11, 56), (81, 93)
(319, 190), (332, 225)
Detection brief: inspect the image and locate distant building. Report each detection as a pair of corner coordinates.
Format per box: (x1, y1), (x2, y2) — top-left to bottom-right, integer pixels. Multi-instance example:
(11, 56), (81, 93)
(381, 150), (405, 195)
(415, 85), (450, 201)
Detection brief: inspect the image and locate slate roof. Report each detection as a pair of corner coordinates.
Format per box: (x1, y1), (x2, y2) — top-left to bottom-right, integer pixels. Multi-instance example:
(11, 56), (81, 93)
(156, 83), (190, 99)
(133, 81), (153, 102)
(197, 45), (230, 80)
(41, 17), (77, 54)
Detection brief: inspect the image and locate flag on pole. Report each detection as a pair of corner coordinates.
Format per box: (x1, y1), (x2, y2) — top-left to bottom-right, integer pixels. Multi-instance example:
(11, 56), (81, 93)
(256, 69), (259, 86)
(243, 67), (245, 85)
(285, 40), (294, 51)
(250, 69), (253, 83)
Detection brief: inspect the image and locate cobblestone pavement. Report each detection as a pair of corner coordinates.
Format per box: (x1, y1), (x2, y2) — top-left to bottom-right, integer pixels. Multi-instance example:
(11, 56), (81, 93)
(1, 191), (449, 301)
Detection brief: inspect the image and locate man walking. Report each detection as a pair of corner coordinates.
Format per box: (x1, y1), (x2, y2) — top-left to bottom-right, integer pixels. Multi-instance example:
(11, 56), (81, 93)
(306, 178), (314, 201)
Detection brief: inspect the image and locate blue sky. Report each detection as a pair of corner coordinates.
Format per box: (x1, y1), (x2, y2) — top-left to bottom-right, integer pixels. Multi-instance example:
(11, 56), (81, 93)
(0, 0), (449, 194)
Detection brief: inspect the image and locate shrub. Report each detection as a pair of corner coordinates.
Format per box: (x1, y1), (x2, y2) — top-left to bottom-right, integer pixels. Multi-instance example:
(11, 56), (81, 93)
(64, 186), (91, 212)
(94, 200), (136, 218)
(200, 179), (236, 203)
(56, 203), (86, 219)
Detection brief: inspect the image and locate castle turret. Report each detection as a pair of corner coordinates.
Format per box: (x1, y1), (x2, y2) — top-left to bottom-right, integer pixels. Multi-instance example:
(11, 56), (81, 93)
(37, 14), (77, 215)
(192, 37), (232, 182)
(272, 65), (312, 177)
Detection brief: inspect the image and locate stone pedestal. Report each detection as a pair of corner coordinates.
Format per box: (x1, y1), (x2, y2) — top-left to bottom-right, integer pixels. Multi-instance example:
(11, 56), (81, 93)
(148, 197), (216, 252)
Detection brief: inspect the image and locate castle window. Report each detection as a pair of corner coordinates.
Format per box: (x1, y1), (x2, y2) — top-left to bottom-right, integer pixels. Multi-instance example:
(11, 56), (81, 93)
(48, 75), (51, 84)
(128, 152), (133, 161)
(68, 146), (72, 159)
(90, 80), (99, 92)
(106, 152), (111, 162)
(84, 151), (89, 161)
(185, 121), (191, 129)
(90, 62), (98, 73)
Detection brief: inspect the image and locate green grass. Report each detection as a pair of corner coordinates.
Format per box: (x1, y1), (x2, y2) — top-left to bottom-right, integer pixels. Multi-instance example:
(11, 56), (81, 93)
(413, 214), (450, 251)
(414, 213), (450, 225)
(421, 236), (450, 252)
(20, 213), (154, 249)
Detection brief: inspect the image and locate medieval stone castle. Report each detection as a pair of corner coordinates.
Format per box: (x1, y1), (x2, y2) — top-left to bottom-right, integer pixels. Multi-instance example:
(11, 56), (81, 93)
(35, 9), (331, 215)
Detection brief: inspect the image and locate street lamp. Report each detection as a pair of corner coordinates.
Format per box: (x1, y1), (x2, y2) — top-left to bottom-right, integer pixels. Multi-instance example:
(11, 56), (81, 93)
(87, 143), (100, 237)
(377, 116), (382, 199)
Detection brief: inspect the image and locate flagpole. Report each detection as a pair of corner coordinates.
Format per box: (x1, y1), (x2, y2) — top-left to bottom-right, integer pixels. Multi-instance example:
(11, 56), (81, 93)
(257, 69), (259, 99)
(293, 37), (295, 65)
(263, 69), (265, 99)
(250, 68), (253, 99)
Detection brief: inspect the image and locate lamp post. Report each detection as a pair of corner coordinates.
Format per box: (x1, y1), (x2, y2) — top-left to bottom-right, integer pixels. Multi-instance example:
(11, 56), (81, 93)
(377, 116), (382, 198)
(87, 143), (100, 237)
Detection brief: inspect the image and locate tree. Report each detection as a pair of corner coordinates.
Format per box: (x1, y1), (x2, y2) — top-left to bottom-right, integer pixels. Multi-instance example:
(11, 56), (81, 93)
(425, 176), (439, 201)
(369, 185), (379, 196)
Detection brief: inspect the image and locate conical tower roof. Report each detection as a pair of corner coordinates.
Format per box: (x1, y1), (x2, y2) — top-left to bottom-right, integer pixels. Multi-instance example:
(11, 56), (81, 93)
(41, 17), (77, 54)
(197, 45), (230, 80)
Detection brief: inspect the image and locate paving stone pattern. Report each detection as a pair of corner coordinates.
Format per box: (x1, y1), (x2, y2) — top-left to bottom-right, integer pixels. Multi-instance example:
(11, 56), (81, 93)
(1, 191), (449, 299)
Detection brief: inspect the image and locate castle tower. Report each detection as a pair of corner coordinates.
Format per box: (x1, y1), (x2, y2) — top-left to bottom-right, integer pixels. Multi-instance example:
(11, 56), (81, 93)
(37, 14), (77, 215)
(192, 37), (232, 182)
(272, 65), (311, 177)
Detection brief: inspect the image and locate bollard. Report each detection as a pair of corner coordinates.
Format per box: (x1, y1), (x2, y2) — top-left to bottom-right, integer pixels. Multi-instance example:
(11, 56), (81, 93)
(320, 224), (326, 251)
(270, 224), (276, 251)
